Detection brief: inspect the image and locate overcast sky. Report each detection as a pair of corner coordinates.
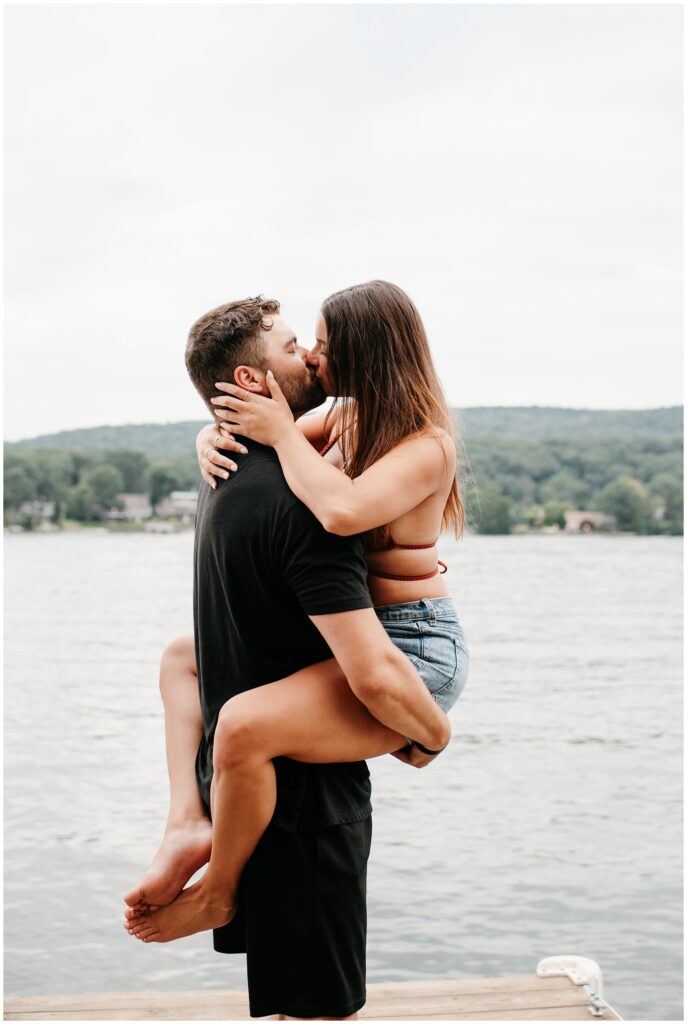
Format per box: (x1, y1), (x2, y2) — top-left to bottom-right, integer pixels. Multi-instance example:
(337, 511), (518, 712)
(4, 3), (683, 441)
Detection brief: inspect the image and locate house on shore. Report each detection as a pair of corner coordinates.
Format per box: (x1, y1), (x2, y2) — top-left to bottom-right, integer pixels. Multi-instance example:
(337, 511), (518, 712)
(564, 510), (616, 533)
(155, 490), (198, 524)
(105, 493), (153, 524)
(101, 490), (198, 527)
(18, 500), (57, 521)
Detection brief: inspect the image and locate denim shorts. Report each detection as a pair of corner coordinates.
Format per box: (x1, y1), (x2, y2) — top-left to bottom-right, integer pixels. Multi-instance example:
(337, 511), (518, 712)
(375, 597), (470, 713)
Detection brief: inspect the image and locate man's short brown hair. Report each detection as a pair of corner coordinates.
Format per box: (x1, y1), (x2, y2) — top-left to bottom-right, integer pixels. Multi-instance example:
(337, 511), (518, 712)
(185, 296), (280, 410)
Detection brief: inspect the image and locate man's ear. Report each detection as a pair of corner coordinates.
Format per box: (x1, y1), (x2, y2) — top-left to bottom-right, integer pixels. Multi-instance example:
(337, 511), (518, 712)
(234, 365), (266, 392)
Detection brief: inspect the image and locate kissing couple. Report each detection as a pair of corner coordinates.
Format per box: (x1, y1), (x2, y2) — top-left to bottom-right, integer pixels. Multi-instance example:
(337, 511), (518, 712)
(124, 280), (470, 1020)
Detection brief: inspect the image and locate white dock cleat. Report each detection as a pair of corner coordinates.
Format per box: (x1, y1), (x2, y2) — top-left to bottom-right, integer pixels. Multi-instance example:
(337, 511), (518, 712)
(537, 955), (623, 1019)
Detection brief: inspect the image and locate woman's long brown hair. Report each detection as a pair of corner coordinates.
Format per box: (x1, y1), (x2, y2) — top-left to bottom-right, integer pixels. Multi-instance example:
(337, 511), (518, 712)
(321, 280), (464, 538)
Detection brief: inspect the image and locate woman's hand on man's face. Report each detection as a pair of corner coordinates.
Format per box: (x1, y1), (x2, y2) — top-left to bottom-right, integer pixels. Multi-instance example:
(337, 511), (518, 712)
(210, 373), (294, 448)
(195, 422), (247, 490)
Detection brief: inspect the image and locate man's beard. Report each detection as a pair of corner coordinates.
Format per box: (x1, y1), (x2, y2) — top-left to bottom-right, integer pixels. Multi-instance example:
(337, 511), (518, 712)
(271, 367), (326, 417)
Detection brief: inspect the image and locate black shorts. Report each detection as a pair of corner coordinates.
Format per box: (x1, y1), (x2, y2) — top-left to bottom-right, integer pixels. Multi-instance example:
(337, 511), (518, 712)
(213, 815), (372, 1019)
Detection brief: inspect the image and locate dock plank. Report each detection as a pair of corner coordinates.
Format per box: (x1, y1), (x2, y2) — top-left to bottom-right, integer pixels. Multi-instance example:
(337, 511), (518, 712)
(4, 975), (620, 1021)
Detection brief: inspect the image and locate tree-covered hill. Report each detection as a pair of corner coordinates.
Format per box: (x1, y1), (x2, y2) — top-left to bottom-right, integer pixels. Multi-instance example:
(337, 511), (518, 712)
(456, 405), (683, 441)
(5, 406), (683, 454)
(5, 421), (207, 457)
(4, 406), (683, 535)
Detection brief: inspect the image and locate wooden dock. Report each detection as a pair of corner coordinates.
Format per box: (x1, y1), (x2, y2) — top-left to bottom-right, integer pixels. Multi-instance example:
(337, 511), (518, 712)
(4, 967), (622, 1020)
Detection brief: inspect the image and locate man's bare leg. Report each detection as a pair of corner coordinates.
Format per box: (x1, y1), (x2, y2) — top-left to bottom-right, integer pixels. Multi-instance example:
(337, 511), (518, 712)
(124, 659), (406, 943)
(123, 635), (212, 910)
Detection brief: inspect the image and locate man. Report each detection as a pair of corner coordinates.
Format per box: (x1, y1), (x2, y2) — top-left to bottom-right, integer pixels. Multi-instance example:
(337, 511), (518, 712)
(172, 297), (450, 1019)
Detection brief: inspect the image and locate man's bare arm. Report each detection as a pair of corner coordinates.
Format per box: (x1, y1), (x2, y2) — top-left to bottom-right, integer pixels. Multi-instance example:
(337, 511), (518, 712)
(309, 608), (451, 754)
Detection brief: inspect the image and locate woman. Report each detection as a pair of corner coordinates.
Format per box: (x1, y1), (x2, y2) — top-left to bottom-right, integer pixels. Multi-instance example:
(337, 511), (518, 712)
(124, 281), (470, 943)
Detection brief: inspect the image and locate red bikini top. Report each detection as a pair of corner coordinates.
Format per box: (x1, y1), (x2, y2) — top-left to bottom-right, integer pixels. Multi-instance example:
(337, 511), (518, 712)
(319, 436), (338, 458)
(365, 531), (447, 581)
(319, 437), (447, 583)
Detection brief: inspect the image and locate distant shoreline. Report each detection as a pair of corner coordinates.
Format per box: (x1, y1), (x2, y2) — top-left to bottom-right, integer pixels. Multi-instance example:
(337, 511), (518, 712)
(5, 407), (683, 537)
(4, 404), (683, 450)
(5, 523), (680, 539)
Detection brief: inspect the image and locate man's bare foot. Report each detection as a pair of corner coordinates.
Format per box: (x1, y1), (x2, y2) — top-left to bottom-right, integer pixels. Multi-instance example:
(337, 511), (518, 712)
(123, 818), (213, 909)
(123, 878), (235, 942)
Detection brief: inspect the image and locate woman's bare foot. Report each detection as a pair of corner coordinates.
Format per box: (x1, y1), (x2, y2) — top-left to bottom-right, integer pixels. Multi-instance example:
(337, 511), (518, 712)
(123, 878), (235, 943)
(123, 818), (213, 909)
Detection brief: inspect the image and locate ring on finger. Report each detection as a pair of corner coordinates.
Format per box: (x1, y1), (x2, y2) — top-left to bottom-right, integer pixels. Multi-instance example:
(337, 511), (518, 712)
(215, 434), (221, 447)
(206, 447), (214, 458)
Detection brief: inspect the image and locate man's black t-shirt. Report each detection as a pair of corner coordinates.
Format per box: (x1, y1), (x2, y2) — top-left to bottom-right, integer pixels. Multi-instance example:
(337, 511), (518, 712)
(193, 439), (374, 833)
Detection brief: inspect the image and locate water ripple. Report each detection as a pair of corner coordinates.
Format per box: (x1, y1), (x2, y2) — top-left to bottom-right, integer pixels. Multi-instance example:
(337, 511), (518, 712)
(4, 532), (683, 1020)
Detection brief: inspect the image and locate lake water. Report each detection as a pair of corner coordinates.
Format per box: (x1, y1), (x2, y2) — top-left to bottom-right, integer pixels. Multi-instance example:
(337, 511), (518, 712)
(4, 532), (683, 1020)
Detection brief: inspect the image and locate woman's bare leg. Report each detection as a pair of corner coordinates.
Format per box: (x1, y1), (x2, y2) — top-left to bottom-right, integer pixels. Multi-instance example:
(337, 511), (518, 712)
(125, 659), (405, 943)
(123, 635), (212, 910)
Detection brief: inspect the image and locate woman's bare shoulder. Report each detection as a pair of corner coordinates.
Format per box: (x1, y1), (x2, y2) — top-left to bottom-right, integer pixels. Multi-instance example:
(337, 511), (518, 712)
(435, 426), (457, 465)
(374, 427), (456, 490)
(396, 425), (456, 461)
(422, 427), (456, 477)
(427, 424), (456, 450)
